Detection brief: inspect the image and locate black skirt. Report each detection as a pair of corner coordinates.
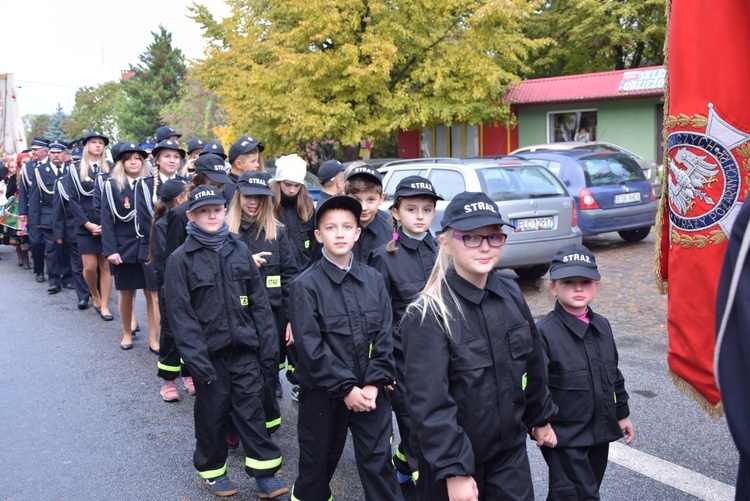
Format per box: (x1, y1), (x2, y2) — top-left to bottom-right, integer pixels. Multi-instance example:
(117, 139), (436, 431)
(142, 261), (158, 291)
(76, 233), (103, 255)
(111, 262), (147, 291)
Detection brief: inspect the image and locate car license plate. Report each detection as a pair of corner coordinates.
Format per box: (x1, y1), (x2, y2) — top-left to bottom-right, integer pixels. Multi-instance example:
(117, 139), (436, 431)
(514, 216), (555, 232)
(614, 192), (641, 204)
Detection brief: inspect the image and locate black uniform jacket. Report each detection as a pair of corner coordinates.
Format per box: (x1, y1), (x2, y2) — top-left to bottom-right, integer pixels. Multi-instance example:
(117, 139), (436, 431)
(401, 269), (556, 481)
(18, 160), (37, 215)
(100, 177), (149, 263)
(368, 229), (438, 354)
(537, 302), (630, 448)
(165, 234), (278, 384)
(92, 172), (109, 227)
(68, 162), (106, 235)
(51, 175), (76, 241)
(352, 209), (392, 263)
(151, 215), (169, 286)
(237, 220), (299, 313)
(288, 256), (396, 401)
(29, 160), (66, 229)
(278, 193), (315, 271)
(163, 199), (190, 272)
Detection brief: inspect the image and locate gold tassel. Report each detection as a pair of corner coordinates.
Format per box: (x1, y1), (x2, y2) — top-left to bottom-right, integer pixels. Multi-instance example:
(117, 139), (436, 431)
(654, 0), (671, 296)
(669, 371), (724, 419)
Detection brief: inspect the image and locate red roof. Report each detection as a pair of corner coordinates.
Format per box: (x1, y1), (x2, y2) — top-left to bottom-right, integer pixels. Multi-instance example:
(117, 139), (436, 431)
(507, 66), (665, 105)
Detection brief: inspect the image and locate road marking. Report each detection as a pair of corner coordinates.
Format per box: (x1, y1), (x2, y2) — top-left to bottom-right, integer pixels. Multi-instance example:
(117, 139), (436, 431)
(609, 442), (735, 501)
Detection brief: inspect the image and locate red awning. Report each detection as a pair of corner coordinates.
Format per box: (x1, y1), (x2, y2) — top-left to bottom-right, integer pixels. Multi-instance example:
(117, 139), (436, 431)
(507, 66), (665, 105)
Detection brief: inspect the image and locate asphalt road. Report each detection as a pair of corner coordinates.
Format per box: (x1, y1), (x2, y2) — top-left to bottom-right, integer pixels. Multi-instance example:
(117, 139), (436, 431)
(0, 231), (739, 500)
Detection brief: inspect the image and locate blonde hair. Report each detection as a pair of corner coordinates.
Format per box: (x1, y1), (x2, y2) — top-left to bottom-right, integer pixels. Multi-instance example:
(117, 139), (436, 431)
(405, 229), (464, 339)
(109, 153), (149, 192)
(233, 151), (265, 172)
(79, 139), (109, 182)
(227, 191), (280, 242)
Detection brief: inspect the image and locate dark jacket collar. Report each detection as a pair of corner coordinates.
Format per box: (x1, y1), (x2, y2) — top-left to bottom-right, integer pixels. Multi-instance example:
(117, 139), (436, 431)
(553, 301), (608, 339)
(446, 267), (510, 305)
(184, 231), (239, 254)
(321, 254), (366, 284)
(397, 229), (436, 251)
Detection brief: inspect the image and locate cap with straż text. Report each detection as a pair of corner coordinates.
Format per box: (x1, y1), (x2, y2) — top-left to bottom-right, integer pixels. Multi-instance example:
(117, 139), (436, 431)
(440, 191), (511, 232)
(189, 185), (226, 211)
(549, 243), (601, 281)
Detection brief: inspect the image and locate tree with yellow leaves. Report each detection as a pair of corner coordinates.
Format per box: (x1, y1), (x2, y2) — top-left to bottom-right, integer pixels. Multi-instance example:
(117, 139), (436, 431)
(191, 0), (548, 154)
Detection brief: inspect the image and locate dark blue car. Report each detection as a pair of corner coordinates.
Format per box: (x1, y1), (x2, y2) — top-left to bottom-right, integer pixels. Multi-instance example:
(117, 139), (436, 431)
(518, 150), (657, 242)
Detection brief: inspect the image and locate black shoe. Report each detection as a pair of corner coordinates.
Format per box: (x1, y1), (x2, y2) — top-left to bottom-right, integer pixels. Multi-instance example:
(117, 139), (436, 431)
(47, 285), (62, 294)
(120, 343), (133, 350)
(36, 274), (45, 283)
(77, 299), (89, 310)
(93, 305), (101, 314)
(100, 312), (114, 321)
(63, 282), (76, 290)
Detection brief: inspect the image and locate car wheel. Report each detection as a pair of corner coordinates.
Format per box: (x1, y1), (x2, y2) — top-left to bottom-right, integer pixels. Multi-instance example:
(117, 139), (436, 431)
(513, 264), (550, 280)
(618, 227), (651, 242)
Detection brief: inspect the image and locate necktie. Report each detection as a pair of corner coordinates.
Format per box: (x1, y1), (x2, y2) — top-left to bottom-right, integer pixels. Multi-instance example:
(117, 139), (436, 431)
(91, 163), (98, 174)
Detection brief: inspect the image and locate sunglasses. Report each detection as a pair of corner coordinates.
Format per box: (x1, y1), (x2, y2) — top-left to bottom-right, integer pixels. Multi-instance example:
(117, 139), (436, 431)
(452, 233), (507, 248)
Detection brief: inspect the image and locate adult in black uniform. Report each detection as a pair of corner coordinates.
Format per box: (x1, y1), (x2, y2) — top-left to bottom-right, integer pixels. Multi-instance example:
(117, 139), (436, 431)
(52, 163), (91, 308)
(67, 130), (114, 319)
(401, 191), (558, 501)
(29, 140), (73, 293)
(18, 138), (49, 281)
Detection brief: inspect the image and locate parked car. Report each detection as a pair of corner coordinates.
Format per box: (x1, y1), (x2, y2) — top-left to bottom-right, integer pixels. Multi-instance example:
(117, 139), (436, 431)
(263, 162), (323, 201)
(378, 157), (582, 279)
(515, 150), (657, 242)
(511, 141), (662, 198)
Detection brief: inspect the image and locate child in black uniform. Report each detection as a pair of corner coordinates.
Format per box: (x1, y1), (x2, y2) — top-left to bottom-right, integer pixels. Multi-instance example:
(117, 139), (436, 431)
(288, 195), (403, 501)
(536, 243), (634, 500)
(401, 191), (558, 501)
(368, 175), (442, 484)
(344, 164), (392, 263)
(165, 185), (288, 499)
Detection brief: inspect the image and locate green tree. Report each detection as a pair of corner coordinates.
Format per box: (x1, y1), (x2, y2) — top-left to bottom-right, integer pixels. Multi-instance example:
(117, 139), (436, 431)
(46, 104), (69, 142)
(160, 73), (224, 142)
(524, 0), (667, 78)
(120, 25), (187, 141)
(69, 81), (127, 141)
(23, 114), (51, 145)
(191, 0), (549, 154)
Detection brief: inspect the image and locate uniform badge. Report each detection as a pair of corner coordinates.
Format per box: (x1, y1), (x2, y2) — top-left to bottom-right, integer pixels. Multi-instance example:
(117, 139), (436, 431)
(46, 166), (50, 172)
(124, 196), (131, 209)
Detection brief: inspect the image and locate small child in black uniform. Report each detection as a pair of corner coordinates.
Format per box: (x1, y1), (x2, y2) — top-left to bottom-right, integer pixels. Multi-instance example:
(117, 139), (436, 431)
(165, 185), (288, 499)
(288, 195), (403, 501)
(537, 243), (634, 500)
(368, 175), (442, 484)
(344, 164), (392, 263)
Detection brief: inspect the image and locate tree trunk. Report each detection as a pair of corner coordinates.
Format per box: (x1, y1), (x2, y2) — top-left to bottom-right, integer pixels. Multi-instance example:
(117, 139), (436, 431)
(341, 144), (360, 162)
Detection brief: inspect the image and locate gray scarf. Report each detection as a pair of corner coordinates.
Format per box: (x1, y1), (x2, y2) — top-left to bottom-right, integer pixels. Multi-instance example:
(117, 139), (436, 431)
(186, 221), (230, 253)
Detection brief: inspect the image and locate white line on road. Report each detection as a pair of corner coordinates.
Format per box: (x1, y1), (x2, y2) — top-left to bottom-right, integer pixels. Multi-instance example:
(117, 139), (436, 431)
(609, 442), (735, 501)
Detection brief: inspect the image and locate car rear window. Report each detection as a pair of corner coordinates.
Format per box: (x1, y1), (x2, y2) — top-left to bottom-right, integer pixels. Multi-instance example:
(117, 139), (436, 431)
(579, 155), (645, 187)
(477, 166), (566, 200)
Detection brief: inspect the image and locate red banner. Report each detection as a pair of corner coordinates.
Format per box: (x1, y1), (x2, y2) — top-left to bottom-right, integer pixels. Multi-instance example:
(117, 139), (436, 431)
(658, 1), (750, 408)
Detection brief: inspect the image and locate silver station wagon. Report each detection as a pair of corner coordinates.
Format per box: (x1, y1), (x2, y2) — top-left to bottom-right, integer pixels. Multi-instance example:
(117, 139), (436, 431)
(378, 157), (583, 279)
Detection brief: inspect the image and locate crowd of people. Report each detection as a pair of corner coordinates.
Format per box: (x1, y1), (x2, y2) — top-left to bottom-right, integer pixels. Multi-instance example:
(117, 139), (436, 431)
(0, 126), (635, 500)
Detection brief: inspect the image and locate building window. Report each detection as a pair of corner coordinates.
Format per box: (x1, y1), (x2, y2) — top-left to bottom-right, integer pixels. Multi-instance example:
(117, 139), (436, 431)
(435, 125), (449, 157)
(548, 110), (598, 143)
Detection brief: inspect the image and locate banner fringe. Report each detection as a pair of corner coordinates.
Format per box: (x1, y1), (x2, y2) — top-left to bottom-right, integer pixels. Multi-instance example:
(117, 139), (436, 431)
(654, 0), (671, 296)
(669, 370), (724, 419)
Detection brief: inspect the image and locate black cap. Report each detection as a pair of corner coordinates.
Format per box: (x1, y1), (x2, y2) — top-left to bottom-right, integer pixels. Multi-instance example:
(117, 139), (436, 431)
(199, 141), (227, 160)
(189, 184), (226, 212)
(237, 170), (273, 196)
(110, 142), (124, 162)
(187, 137), (205, 154)
(159, 178), (188, 203)
(31, 137), (49, 149)
(155, 126), (181, 143)
(549, 244), (601, 281)
(440, 191), (511, 232)
(139, 141), (155, 153)
(194, 153), (231, 184)
(114, 142), (147, 163)
(71, 144), (84, 160)
(317, 159), (345, 185)
(393, 175), (443, 201)
(228, 135), (264, 164)
(82, 130), (110, 146)
(151, 139), (186, 159)
(345, 164), (382, 185)
(315, 195), (362, 228)
(48, 140), (67, 152)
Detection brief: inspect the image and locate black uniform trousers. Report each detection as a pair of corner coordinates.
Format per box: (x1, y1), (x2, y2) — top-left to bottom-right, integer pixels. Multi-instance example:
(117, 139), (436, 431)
(260, 306), (283, 434)
(541, 443), (609, 501)
(292, 388), (403, 501)
(41, 227), (72, 287)
(60, 225), (89, 301)
(28, 225), (45, 275)
(391, 351), (418, 478)
(193, 351), (282, 479)
(416, 442), (534, 501)
(156, 287), (191, 381)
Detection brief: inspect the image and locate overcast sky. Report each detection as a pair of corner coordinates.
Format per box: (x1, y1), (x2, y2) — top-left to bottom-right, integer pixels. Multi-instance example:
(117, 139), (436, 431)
(0, 0), (229, 116)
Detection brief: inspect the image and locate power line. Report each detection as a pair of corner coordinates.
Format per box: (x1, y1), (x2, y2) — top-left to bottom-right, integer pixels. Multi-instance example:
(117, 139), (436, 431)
(15, 79), (80, 89)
